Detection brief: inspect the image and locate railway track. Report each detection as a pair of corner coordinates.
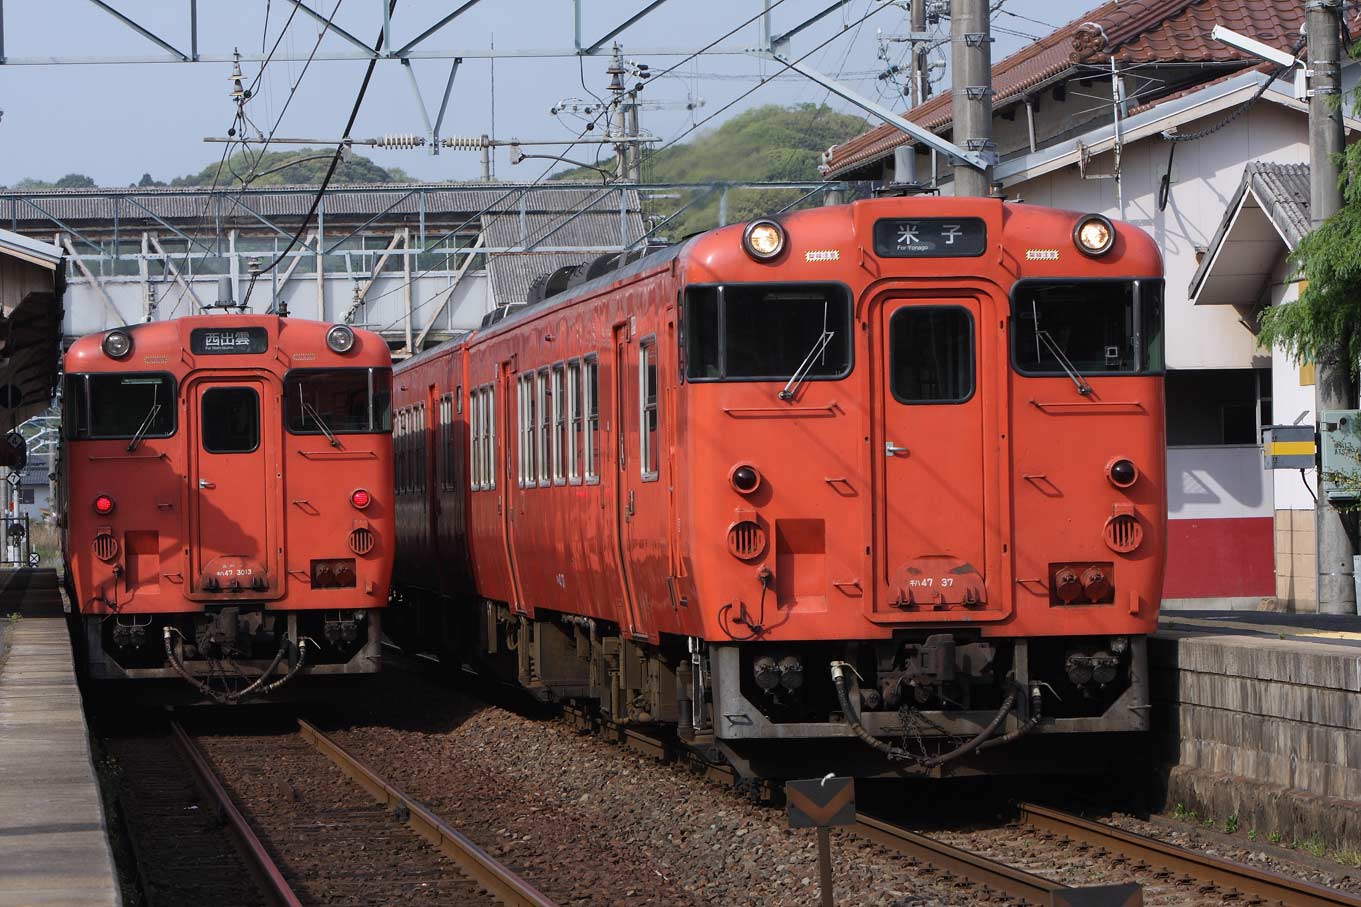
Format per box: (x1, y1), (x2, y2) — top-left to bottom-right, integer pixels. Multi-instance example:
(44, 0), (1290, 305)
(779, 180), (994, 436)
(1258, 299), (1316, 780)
(557, 701), (1361, 907)
(1015, 803), (1361, 907)
(142, 718), (558, 907)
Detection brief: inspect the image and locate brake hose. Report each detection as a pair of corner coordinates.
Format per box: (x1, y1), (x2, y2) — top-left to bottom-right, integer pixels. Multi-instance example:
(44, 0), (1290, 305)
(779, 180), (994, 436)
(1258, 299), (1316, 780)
(830, 661), (1040, 768)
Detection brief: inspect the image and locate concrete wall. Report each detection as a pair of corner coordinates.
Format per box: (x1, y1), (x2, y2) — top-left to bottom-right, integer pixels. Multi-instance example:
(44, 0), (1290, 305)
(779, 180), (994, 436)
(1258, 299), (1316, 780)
(1152, 632), (1361, 852)
(1164, 446), (1274, 607)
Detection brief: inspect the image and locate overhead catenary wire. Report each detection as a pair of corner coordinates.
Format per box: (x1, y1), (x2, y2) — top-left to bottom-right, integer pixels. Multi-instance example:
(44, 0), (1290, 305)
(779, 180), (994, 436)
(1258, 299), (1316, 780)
(362, 0), (802, 332)
(243, 0), (398, 307)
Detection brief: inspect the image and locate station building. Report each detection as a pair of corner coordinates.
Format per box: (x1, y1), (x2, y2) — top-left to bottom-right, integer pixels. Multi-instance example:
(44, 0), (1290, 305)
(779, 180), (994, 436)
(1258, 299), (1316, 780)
(821, 0), (1360, 610)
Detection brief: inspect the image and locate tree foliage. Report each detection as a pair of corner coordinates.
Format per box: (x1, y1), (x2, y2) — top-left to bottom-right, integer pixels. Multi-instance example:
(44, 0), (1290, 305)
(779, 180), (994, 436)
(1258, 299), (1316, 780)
(171, 148), (411, 187)
(552, 103), (870, 238)
(1257, 96), (1361, 370)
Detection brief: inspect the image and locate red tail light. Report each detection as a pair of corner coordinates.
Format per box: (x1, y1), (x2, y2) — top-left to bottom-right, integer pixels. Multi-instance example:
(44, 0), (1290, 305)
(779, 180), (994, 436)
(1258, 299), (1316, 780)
(93, 494), (115, 515)
(350, 488), (371, 509)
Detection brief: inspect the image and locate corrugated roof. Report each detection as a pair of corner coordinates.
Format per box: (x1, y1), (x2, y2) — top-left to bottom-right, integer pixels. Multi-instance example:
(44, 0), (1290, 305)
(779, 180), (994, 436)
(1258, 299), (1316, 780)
(1188, 161), (1310, 302)
(482, 187), (645, 308)
(0, 182), (640, 226)
(823, 0), (1311, 178)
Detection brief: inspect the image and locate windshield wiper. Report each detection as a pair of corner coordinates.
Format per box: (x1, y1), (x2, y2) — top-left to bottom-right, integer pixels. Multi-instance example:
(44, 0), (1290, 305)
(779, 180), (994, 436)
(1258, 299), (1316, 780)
(1035, 330), (1093, 396)
(779, 331), (835, 401)
(303, 400), (342, 448)
(126, 403), (162, 452)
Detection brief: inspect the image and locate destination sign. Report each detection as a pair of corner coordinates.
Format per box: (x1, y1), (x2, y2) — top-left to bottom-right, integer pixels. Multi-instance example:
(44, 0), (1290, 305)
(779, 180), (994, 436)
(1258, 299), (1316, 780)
(873, 217), (987, 258)
(190, 327), (268, 355)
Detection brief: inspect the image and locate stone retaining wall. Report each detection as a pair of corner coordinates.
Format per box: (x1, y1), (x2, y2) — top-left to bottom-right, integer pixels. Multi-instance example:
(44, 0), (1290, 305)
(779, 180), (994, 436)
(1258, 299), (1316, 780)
(1150, 632), (1361, 854)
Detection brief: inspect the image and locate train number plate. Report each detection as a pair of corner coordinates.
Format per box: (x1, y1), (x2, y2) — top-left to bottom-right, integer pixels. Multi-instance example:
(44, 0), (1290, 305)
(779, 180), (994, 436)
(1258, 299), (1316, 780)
(191, 327), (268, 355)
(873, 217), (986, 258)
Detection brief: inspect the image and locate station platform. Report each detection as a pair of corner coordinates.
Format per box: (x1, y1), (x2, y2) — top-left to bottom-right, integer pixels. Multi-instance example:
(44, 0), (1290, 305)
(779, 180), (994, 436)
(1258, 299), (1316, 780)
(1151, 608), (1361, 854)
(0, 569), (121, 907)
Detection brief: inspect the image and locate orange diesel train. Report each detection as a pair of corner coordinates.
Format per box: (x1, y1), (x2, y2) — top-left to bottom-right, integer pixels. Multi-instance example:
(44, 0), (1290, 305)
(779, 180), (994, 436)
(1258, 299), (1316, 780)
(391, 196), (1166, 778)
(62, 316), (394, 702)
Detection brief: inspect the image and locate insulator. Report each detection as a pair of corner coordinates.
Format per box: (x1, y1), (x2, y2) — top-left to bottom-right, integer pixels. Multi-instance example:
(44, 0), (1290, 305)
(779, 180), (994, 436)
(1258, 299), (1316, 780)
(441, 135), (488, 151)
(373, 133), (426, 149)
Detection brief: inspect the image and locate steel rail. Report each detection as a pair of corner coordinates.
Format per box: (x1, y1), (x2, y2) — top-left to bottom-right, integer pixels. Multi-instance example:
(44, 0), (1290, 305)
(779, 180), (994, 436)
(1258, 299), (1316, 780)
(168, 722), (303, 907)
(852, 814), (1070, 905)
(296, 719), (559, 907)
(1018, 803), (1361, 907)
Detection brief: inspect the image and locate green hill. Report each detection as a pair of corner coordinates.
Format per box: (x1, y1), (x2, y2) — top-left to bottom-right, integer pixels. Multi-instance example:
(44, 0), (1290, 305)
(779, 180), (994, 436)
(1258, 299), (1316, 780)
(171, 148), (410, 187)
(554, 103), (869, 239)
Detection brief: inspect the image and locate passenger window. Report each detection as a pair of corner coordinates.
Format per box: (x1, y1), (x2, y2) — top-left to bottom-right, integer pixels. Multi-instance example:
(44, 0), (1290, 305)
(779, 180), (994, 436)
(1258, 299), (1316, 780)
(889, 306), (974, 404)
(537, 370), (551, 486)
(202, 386), (260, 454)
(484, 386), (496, 490)
(567, 361), (582, 483)
(552, 365), (567, 483)
(639, 341), (659, 479)
(523, 376), (537, 488)
(584, 357), (599, 481)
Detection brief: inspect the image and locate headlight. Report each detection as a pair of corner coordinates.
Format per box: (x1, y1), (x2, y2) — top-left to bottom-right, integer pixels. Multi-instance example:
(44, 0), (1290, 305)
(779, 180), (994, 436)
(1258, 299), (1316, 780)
(326, 324), (356, 353)
(1074, 214), (1115, 256)
(102, 330), (132, 359)
(742, 219), (786, 261)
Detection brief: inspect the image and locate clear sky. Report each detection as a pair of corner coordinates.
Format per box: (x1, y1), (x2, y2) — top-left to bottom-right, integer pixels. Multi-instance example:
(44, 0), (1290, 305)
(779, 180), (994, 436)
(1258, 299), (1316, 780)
(0, 0), (1092, 187)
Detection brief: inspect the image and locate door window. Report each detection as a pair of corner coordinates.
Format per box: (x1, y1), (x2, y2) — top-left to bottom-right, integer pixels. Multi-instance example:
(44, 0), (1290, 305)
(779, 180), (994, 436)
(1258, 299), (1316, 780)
(889, 307), (975, 404)
(201, 387), (260, 453)
(639, 340), (659, 479)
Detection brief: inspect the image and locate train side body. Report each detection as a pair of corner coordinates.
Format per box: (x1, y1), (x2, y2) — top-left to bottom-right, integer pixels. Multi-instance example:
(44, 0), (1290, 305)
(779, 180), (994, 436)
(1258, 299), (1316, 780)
(391, 196), (1166, 777)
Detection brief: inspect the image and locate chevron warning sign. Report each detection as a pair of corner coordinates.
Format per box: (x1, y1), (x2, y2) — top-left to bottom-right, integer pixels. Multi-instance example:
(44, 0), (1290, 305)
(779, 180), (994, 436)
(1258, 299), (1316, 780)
(786, 776), (856, 828)
(1052, 882), (1143, 906)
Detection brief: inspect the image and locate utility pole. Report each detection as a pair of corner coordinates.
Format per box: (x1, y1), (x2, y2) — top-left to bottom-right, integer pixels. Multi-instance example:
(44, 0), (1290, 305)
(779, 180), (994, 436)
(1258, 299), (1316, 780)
(608, 44), (630, 182)
(1307, 0), (1356, 614)
(951, 0), (994, 196)
(910, 0), (928, 109)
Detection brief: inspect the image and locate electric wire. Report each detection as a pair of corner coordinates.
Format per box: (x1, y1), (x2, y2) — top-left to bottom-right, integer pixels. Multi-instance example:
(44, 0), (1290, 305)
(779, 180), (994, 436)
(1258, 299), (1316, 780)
(241, 0), (395, 306)
(362, 0), (801, 333)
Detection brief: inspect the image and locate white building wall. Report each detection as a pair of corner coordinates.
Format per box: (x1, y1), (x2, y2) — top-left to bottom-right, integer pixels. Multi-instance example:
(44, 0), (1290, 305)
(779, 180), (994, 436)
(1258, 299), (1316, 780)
(1009, 103), (1308, 371)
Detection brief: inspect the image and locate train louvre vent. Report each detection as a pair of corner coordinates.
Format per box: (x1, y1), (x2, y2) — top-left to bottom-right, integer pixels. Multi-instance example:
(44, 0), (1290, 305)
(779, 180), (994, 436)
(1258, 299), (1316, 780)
(93, 531), (119, 563)
(348, 526), (375, 556)
(727, 520), (768, 561)
(1103, 514), (1143, 554)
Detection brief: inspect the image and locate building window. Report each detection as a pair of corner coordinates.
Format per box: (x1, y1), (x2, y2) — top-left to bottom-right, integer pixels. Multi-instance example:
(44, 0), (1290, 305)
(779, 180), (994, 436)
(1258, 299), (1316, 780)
(639, 339), (659, 480)
(1165, 368), (1268, 446)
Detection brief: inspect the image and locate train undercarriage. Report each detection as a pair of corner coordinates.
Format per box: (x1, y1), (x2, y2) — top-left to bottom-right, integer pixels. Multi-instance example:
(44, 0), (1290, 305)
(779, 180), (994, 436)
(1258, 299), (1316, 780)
(397, 593), (1150, 780)
(75, 606), (381, 703)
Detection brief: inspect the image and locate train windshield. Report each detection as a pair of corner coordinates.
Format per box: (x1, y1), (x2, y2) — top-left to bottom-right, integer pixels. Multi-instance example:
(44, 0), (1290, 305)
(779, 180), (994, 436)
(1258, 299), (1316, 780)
(284, 368), (392, 435)
(64, 373), (177, 440)
(1011, 279), (1164, 376)
(684, 283), (852, 381)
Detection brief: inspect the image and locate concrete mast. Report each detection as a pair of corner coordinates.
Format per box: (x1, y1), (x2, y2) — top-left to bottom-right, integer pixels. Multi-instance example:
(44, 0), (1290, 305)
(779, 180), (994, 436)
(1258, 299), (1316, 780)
(1307, 0), (1356, 614)
(950, 0), (994, 196)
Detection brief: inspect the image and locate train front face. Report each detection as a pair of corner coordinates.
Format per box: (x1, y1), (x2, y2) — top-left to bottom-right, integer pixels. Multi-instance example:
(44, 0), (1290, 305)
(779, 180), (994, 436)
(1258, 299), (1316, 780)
(681, 198), (1166, 776)
(62, 316), (394, 701)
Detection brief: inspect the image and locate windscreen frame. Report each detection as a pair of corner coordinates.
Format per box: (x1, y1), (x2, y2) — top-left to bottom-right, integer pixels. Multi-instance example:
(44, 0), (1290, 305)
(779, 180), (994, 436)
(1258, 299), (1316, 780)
(64, 371), (179, 441)
(681, 281), (855, 384)
(1008, 277), (1166, 378)
(283, 366), (393, 436)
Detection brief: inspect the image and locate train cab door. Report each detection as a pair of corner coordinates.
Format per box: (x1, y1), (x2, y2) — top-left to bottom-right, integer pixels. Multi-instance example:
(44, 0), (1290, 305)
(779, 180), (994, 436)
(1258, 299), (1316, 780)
(612, 321), (654, 641)
(875, 295), (995, 618)
(187, 375), (280, 596)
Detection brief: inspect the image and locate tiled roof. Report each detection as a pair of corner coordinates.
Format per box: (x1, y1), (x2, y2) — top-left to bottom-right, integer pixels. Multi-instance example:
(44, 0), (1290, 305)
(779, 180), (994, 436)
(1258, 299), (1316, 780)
(823, 0), (1309, 178)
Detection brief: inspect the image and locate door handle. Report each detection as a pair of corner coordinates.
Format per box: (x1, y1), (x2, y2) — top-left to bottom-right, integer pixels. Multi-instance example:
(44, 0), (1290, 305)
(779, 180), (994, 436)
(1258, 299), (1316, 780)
(198, 479), (215, 488)
(885, 442), (908, 457)
(626, 489), (635, 520)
